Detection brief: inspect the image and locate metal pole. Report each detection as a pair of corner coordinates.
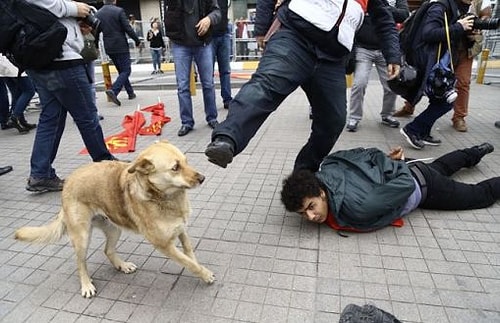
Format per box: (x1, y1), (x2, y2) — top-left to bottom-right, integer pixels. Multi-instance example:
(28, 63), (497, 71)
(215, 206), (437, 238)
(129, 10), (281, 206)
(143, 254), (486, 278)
(476, 48), (490, 84)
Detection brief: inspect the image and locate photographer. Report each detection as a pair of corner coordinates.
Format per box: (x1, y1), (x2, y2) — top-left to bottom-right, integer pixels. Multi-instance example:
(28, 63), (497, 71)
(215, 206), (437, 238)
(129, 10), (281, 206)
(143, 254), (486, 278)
(400, 0), (476, 149)
(23, 0), (117, 193)
(451, 0), (492, 132)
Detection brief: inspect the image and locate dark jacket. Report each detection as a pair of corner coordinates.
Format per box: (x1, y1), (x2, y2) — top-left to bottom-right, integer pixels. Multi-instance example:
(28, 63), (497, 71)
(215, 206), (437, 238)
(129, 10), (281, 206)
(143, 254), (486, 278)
(164, 0), (221, 46)
(146, 29), (166, 49)
(95, 4), (141, 55)
(316, 148), (415, 231)
(212, 0), (229, 36)
(356, 0), (410, 50)
(255, 0), (401, 65)
(405, 0), (469, 105)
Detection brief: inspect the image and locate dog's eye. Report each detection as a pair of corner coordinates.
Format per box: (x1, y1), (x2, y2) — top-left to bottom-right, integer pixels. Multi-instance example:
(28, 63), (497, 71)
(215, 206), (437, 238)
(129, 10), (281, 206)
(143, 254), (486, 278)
(171, 162), (179, 172)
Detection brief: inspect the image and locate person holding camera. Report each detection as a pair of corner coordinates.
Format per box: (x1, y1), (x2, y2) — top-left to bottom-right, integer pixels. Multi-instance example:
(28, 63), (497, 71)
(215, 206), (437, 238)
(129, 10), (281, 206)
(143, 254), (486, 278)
(451, 0), (492, 132)
(400, 0), (476, 149)
(22, 0), (117, 192)
(95, 0), (141, 106)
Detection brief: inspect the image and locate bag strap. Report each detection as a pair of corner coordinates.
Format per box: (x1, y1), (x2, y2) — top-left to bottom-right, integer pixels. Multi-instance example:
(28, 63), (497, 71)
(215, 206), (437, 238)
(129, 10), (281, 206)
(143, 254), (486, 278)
(437, 11), (454, 71)
(335, 0), (349, 28)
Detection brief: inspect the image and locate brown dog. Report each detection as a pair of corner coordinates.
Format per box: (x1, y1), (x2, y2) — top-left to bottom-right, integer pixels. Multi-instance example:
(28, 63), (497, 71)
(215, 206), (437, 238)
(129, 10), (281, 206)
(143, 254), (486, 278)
(15, 140), (214, 298)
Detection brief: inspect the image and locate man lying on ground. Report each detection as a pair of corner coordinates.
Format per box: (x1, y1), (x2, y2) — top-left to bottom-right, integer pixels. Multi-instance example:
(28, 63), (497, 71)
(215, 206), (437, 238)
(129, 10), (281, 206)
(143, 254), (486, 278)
(281, 143), (498, 232)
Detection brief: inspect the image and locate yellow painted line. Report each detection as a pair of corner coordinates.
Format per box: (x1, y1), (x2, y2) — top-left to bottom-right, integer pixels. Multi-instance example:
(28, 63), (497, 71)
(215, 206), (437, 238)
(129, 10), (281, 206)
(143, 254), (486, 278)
(486, 60), (500, 68)
(242, 61), (260, 70)
(160, 62), (175, 71)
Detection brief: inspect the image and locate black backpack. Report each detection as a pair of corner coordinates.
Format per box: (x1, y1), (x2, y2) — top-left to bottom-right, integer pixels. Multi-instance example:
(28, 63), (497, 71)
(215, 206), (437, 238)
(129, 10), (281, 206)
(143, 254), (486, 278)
(0, 0), (67, 71)
(399, 0), (447, 65)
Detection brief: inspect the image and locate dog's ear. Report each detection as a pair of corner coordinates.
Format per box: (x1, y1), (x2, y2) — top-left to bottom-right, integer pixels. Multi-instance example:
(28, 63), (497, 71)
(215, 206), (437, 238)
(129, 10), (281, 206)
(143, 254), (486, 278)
(128, 158), (155, 174)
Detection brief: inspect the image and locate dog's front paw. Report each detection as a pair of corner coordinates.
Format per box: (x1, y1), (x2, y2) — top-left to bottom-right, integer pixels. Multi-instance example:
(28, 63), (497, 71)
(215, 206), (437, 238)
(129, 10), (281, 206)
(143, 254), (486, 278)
(118, 262), (137, 274)
(200, 267), (215, 284)
(81, 282), (97, 298)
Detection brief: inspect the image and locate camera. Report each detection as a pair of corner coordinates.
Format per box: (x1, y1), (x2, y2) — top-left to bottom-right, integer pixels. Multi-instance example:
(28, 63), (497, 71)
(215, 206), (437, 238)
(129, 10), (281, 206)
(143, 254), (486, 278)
(80, 6), (100, 31)
(463, 14), (500, 30)
(426, 67), (457, 103)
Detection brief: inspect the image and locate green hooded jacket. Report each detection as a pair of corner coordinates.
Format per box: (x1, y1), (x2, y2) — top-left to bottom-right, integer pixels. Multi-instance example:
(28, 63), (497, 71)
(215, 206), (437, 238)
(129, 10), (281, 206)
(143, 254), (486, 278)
(315, 148), (415, 231)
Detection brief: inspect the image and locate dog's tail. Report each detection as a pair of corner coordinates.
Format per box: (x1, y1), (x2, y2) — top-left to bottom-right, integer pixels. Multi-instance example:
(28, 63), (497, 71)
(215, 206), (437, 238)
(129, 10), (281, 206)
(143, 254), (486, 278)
(15, 210), (66, 244)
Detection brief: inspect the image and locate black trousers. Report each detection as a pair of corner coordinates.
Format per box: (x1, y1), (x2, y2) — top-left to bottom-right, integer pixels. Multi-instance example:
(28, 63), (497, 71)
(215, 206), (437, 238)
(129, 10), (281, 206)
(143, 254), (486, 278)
(418, 147), (500, 210)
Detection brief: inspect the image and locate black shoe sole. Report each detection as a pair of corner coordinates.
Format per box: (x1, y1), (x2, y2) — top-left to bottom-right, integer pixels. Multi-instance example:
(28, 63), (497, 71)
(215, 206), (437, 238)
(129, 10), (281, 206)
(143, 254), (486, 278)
(205, 145), (233, 168)
(26, 185), (62, 193)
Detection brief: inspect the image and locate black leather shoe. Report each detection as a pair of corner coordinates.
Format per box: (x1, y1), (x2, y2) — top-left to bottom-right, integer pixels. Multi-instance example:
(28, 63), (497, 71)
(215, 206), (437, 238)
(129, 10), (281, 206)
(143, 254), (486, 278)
(9, 115), (30, 134)
(106, 90), (121, 106)
(128, 93), (137, 100)
(475, 142), (494, 157)
(205, 136), (235, 168)
(223, 101), (230, 109)
(0, 165), (13, 176)
(19, 115), (36, 130)
(177, 125), (192, 136)
(1, 122), (13, 130)
(208, 120), (218, 129)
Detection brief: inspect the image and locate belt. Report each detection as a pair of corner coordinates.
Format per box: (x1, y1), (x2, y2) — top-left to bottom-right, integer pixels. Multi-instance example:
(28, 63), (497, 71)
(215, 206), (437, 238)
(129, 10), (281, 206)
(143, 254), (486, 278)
(408, 162), (427, 205)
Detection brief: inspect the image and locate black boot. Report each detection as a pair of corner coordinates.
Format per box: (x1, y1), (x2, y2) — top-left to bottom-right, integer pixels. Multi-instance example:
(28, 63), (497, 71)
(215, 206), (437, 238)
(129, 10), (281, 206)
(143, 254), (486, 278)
(474, 143), (494, 159)
(19, 115), (37, 130)
(8, 115), (30, 134)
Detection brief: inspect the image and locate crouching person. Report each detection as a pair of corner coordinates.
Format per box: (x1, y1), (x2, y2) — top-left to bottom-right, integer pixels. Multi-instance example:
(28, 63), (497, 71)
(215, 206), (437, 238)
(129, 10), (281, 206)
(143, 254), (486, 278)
(281, 143), (498, 232)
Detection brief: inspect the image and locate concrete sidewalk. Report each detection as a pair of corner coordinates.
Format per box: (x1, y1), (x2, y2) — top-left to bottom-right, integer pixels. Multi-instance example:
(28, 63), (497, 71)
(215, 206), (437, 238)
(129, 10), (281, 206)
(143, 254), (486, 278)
(0, 68), (499, 322)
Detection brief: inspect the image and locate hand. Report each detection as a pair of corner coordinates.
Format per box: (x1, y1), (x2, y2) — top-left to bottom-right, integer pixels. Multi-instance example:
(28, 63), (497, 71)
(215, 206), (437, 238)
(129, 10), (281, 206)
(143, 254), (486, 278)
(75, 2), (91, 18)
(388, 146), (405, 160)
(458, 15), (474, 31)
(196, 17), (212, 36)
(387, 63), (400, 80)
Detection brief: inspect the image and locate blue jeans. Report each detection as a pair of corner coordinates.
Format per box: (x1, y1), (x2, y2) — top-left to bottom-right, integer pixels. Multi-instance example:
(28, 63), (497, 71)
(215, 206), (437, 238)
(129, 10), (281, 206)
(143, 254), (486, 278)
(83, 61), (96, 106)
(171, 42), (218, 128)
(405, 98), (453, 138)
(150, 48), (162, 71)
(27, 64), (113, 179)
(212, 33), (233, 104)
(108, 52), (134, 96)
(349, 47), (397, 120)
(212, 28), (346, 172)
(4, 77), (36, 118)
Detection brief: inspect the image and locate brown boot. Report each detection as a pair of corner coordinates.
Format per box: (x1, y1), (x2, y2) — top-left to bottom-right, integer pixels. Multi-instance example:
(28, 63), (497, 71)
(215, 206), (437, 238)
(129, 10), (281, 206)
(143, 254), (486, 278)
(393, 101), (415, 117)
(453, 118), (467, 132)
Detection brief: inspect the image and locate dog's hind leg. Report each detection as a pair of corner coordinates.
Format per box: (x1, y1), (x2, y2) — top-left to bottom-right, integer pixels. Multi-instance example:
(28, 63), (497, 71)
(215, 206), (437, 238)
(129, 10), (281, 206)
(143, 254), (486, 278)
(93, 216), (137, 274)
(64, 207), (96, 298)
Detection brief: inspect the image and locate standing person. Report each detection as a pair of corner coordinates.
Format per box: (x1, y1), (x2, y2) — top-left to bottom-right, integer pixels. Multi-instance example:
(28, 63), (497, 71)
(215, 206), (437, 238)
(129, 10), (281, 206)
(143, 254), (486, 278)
(281, 143), (498, 232)
(400, 0), (475, 149)
(205, 0), (401, 171)
(164, 0), (221, 137)
(451, 0), (492, 132)
(95, 0), (141, 107)
(146, 21), (166, 74)
(212, 0), (233, 110)
(24, 0), (117, 193)
(0, 54), (37, 134)
(346, 0), (410, 132)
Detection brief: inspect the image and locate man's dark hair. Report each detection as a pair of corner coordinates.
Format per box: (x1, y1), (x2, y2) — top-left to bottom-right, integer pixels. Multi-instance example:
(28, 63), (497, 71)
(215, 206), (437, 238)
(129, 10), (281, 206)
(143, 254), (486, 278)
(281, 169), (323, 212)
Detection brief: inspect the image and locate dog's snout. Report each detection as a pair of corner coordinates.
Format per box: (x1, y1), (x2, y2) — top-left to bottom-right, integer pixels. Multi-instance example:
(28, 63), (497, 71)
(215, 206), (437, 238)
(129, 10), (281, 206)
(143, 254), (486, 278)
(197, 173), (205, 184)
